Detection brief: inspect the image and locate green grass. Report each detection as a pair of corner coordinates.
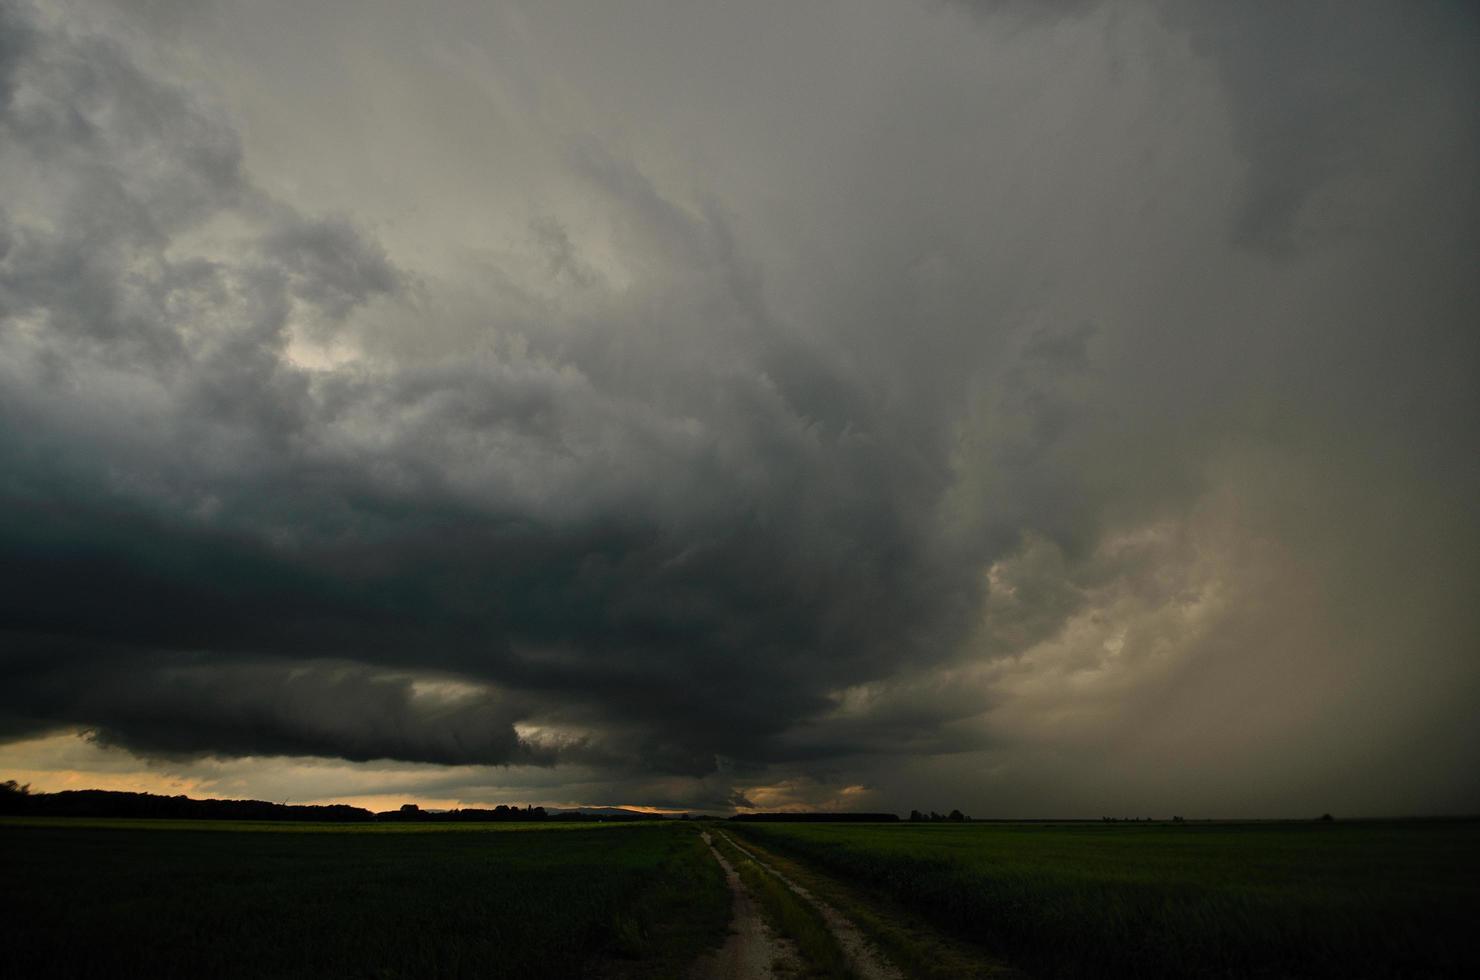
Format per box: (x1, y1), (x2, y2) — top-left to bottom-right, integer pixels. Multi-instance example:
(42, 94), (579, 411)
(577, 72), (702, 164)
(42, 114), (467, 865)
(710, 830), (851, 979)
(0, 817), (729, 979)
(728, 819), (1480, 978)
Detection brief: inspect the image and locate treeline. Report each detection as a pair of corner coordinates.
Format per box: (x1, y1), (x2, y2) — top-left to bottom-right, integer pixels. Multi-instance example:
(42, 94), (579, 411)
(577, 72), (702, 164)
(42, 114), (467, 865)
(0, 783), (373, 822)
(730, 812), (900, 822)
(0, 781), (637, 823)
(909, 809), (969, 822)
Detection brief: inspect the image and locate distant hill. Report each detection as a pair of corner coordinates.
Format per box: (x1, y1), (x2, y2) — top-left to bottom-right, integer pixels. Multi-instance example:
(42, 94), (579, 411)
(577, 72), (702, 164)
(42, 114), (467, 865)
(550, 806), (663, 820)
(730, 811), (900, 822)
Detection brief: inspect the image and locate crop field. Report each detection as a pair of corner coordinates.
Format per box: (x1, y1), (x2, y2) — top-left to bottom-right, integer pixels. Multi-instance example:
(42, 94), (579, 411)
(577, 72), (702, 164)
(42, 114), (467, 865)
(728, 819), (1480, 978)
(0, 817), (728, 979)
(7, 815), (1478, 979)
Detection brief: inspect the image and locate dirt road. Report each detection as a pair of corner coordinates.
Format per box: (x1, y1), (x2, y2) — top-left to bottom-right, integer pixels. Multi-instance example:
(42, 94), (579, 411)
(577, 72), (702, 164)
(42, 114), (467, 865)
(717, 832), (904, 980)
(691, 831), (801, 980)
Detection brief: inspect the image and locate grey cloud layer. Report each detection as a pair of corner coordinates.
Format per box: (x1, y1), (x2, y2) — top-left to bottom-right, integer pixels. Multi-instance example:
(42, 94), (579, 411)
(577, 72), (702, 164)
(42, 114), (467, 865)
(2, 0), (1476, 815)
(0, 0), (971, 780)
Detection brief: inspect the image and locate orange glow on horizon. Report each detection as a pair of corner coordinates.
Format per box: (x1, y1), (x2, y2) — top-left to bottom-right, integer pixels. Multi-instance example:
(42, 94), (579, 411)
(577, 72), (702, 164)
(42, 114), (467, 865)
(1, 732), (708, 814)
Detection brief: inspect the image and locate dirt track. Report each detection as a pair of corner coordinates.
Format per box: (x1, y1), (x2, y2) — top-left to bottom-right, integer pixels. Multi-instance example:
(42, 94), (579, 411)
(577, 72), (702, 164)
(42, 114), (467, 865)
(693, 829), (904, 980)
(691, 831), (801, 980)
(717, 832), (903, 980)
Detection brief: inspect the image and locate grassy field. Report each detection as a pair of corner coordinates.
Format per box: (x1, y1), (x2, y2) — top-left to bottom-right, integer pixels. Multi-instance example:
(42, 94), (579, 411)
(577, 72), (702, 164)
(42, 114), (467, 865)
(0, 817), (729, 979)
(728, 819), (1480, 978)
(9, 815), (1476, 979)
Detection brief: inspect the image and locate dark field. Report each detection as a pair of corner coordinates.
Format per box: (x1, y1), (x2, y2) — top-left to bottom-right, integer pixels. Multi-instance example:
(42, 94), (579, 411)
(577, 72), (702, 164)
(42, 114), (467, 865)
(0, 817), (728, 979)
(6, 816), (1478, 979)
(729, 819), (1480, 978)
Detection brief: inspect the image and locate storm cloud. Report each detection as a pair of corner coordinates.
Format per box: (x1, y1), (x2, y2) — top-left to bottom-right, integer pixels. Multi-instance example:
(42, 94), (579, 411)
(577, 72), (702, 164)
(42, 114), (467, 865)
(1, 0), (1476, 816)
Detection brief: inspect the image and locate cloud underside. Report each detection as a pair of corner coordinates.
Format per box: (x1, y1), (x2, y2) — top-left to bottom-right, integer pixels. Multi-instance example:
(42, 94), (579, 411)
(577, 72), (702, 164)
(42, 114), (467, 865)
(1, 0), (1476, 815)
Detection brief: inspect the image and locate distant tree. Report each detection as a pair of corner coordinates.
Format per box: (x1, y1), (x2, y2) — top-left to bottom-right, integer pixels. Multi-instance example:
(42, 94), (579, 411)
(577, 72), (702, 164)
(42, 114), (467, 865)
(948, 809), (965, 822)
(1319, 813), (1335, 823)
(0, 779), (31, 814)
(1, 781), (31, 816)
(400, 803), (420, 813)
(909, 809), (924, 822)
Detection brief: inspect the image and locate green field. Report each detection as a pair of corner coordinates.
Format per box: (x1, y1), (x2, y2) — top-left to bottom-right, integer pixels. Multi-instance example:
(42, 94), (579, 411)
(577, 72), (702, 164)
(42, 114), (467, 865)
(8, 815), (1478, 979)
(0, 817), (729, 979)
(728, 819), (1480, 978)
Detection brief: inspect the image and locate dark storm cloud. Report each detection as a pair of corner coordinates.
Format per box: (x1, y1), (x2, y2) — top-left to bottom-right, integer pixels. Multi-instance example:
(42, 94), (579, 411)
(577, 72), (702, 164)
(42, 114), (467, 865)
(14, 655), (543, 766)
(2, 0), (1477, 815)
(0, 0), (972, 776)
(1157, 0), (1480, 255)
(965, 0), (1480, 255)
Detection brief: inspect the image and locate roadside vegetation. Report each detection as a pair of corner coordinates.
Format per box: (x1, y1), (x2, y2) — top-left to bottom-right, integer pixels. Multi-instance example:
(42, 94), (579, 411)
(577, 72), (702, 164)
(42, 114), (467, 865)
(728, 819), (1480, 978)
(0, 817), (728, 979)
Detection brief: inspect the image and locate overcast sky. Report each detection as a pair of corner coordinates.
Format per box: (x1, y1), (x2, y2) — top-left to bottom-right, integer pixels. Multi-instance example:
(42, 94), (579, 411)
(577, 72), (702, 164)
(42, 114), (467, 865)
(1, 0), (1476, 816)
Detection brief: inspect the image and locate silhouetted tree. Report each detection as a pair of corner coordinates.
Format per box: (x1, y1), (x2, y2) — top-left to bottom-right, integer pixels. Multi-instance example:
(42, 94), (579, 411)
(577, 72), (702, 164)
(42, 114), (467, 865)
(1, 779), (31, 814)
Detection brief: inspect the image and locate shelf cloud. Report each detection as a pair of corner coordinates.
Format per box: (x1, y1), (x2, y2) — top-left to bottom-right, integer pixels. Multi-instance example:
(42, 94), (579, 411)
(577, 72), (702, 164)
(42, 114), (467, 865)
(1, 0), (1476, 816)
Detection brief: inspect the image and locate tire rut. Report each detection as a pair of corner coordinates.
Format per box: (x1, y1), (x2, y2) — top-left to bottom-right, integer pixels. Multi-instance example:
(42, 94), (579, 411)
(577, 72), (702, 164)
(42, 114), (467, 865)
(716, 832), (904, 980)
(691, 830), (802, 980)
